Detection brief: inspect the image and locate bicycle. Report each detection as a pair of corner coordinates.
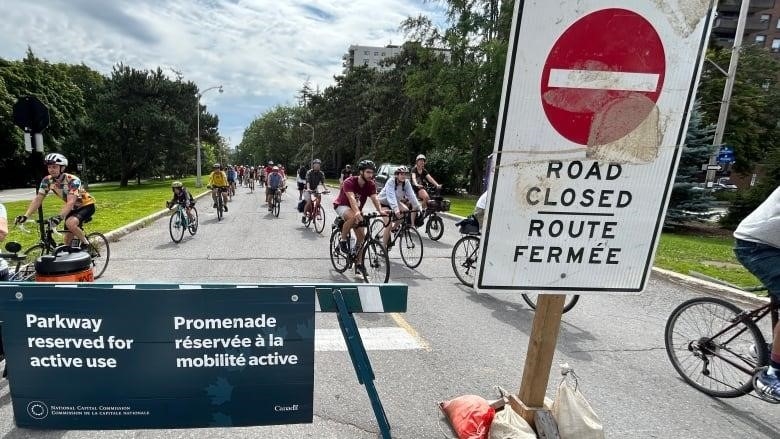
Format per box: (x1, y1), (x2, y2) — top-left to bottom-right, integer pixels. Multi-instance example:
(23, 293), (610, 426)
(417, 186), (449, 241)
(0, 241), (35, 281)
(210, 186), (227, 221)
(370, 210), (424, 269)
(166, 201), (199, 243)
(20, 217), (110, 279)
(329, 212), (390, 283)
(269, 187), (284, 217)
(303, 190), (329, 234)
(665, 288), (779, 402)
(450, 215), (579, 313)
(228, 182), (236, 199)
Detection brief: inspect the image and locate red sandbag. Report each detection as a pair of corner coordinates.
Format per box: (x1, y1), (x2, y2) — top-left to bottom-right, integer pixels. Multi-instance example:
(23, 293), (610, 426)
(441, 394), (496, 439)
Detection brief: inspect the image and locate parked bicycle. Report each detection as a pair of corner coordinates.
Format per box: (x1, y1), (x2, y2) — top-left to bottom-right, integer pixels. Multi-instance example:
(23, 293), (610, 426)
(329, 212), (390, 283)
(417, 186), (449, 241)
(450, 215), (579, 313)
(370, 211), (423, 269)
(166, 201), (199, 243)
(665, 287), (778, 402)
(303, 190), (329, 233)
(20, 217), (110, 279)
(0, 241), (35, 281)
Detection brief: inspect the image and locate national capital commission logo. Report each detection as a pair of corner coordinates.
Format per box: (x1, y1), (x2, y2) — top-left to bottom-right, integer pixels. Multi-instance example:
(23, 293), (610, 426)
(27, 401), (49, 420)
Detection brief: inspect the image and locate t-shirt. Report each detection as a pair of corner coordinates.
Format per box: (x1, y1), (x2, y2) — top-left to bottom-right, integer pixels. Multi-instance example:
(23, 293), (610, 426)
(170, 189), (194, 206)
(208, 171), (228, 188)
(268, 172), (284, 189)
(227, 169), (237, 181)
(306, 169), (325, 190)
(735, 186), (780, 248)
(38, 173), (95, 208)
(334, 176), (377, 209)
(264, 166), (273, 176)
(341, 168), (352, 181)
(411, 167), (429, 188)
(476, 192), (488, 210)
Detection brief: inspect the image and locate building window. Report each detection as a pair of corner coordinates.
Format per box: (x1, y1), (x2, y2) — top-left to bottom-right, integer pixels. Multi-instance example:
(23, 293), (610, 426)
(364, 51), (369, 55)
(761, 14), (771, 22)
(374, 52), (379, 56)
(381, 52), (386, 56)
(363, 58), (369, 65)
(756, 35), (766, 45)
(773, 38), (780, 52)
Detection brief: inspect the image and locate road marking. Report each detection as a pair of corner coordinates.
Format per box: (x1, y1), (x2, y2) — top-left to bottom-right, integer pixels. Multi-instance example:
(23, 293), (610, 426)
(391, 312), (430, 350)
(548, 69), (659, 92)
(315, 327), (424, 351)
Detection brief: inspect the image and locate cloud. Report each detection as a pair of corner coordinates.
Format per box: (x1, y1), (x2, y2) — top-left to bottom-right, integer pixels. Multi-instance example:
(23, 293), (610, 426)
(0, 0), (446, 146)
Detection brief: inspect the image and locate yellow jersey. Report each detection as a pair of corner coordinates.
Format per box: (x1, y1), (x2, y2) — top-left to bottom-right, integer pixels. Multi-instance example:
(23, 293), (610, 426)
(208, 171), (228, 188)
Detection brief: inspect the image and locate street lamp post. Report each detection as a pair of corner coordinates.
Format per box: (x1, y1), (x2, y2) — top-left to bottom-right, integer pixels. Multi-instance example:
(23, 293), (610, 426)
(196, 85), (223, 187)
(299, 122), (314, 165)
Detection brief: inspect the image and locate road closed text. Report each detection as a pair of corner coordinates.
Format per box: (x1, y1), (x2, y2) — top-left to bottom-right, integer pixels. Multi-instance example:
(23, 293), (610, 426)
(514, 160), (627, 265)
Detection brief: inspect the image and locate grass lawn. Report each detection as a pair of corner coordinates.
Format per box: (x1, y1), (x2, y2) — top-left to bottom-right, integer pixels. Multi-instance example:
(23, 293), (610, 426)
(3, 177), (209, 250)
(443, 194), (759, 289)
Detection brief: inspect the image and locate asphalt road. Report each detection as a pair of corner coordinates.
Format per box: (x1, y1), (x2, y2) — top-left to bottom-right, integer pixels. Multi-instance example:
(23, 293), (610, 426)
(0, 184), (777, 438)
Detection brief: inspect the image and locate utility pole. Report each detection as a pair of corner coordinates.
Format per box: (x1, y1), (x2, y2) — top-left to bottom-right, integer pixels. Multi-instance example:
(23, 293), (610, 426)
(706, 0), (750, 187)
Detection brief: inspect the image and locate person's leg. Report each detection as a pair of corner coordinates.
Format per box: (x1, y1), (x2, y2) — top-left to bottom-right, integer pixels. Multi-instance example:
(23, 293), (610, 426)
(221, 188), (228, 211)
(419, 188), (430, 209)
(381, 208), (392, 247)
(354, 227), (367, 266)
(65, 212), (88, 245)
(211, 188), (218, 207)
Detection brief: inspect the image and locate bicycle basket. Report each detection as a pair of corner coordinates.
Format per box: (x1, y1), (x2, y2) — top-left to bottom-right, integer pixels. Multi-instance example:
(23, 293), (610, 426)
(440, 199), (451, 212)
(456, 216), (480, 235)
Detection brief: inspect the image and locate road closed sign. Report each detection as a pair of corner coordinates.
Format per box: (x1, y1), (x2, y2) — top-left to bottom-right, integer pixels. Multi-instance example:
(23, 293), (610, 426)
(477, 1), (715, 293)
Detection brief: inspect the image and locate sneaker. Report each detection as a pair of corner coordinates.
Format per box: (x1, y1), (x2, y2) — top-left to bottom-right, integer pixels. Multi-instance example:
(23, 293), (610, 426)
(339, 240), (349, 254)
(754, 368), (780, 402)
(355, 264), (369, 280)
(223, 205), (228, 212)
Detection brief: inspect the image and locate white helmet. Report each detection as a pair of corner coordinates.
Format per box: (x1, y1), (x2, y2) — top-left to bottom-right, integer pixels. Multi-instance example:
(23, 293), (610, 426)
(416, 154), (426, 162)
(44, 153), (68, 166)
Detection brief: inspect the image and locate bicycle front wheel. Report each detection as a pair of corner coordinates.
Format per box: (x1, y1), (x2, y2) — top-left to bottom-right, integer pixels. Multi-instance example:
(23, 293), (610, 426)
(273, 195), (281, 217)
(169, 211), (184, 243)
(86, 232), (110, 279)
(426, 215), (445, 241)
(362, 241), (390, 283)
(329, 230), (349, 273)
(314, 205), (326, 234)
(399, 226), (423, 269)
(665, 297), (766, 398)
(451, 235), (479, 287)
(217, 199), (223, 221)
(19, 243), (46, 280)
(188, 207), (199, 236)
(521, 294), (579, 314)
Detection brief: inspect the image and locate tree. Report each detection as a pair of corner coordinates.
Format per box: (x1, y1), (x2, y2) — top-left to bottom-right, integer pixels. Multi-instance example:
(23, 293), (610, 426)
(665, 107), (717, 225)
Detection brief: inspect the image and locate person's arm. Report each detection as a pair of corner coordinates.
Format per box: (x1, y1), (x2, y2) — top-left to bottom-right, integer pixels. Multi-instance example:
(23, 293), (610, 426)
(22, 193), (46, 219)
(58, 193), (78, 219)
(426, 173), (440, 188)
(384, 179), (399, 213)
(405, 182), (421, 210)
(411, 172), (420, 187)
(370, 193), (383, 213)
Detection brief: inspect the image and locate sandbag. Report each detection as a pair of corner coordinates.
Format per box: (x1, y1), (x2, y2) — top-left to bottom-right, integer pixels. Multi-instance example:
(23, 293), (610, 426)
(489, 406), (537, 439)
(441, 394), (495, 439)
(551, 377), (604, 439)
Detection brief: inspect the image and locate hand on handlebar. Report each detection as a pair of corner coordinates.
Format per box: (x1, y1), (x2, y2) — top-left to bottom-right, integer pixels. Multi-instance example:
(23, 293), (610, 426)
(15, 215), (27, 225)
(49, 215), (63, 226)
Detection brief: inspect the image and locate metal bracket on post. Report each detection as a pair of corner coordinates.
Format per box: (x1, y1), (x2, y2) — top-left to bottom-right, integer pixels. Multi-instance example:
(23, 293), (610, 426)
(332, 288), (391, 439)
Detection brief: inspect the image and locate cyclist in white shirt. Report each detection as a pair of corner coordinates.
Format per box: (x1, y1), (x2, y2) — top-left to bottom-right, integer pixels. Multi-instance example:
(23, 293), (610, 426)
(377, 166), (420, 248)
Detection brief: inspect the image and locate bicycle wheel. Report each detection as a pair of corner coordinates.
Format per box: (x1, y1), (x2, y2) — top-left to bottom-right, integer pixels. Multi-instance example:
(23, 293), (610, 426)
(217, 198), (223, 221)
(369, 218), (386, 242)
(273, 194), (281, 217)
(19, 243), (46, 280)
(399, 226), (423, 269)
(188, 207), (199, 236)
(169, 211), (184, 243)
(521, 293), (580, 314)
(665, 297), (767, 398)
(451, 235), (479, 287)
(314, 205), (326, 234)
(329, 230), (349, 273)
(426, 215), (445, 241)
(85, 232), (110, 279)
(362, 240), (390, 283)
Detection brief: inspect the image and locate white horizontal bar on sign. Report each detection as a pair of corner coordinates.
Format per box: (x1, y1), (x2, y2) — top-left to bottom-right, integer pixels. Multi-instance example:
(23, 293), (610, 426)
(315, 327), (423, 352)
(548, 69), (660, 92)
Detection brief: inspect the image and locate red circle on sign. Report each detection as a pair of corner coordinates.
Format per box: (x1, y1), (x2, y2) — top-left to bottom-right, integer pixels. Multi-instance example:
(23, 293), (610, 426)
(540, 8), (665, 146)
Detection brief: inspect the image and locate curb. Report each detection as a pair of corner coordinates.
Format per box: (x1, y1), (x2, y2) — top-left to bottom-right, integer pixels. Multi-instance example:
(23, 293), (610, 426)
(102, 190), (211, 242)
(437, 212), (767, 305)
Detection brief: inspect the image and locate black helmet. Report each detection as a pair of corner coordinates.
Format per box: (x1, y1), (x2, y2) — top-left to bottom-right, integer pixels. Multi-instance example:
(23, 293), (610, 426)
(358, 160), (376, 172)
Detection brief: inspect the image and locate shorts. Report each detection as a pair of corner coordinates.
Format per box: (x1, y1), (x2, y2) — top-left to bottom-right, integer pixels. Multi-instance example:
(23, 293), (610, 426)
(66, 204), (96, 226)
(267, 187), (280, 196)
(734, 239), (780, 298)
(413, 185), (426, 194)
(335, 205), (352, 219)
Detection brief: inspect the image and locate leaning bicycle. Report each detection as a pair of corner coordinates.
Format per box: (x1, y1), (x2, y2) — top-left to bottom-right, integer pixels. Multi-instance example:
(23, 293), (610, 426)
(19, 217), (110, 279)
(329, 212), (390, 283)
(665, 288), (778, 402)
(166, 201), (199, 243)
(450, 215), (579, 313)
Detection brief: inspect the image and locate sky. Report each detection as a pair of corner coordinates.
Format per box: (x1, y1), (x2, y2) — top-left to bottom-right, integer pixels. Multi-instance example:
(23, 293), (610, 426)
(0, 0), (446, 147)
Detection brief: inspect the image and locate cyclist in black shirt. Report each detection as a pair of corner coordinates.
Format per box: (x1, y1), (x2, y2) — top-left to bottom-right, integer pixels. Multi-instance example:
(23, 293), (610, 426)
(411, 154), (442, 209)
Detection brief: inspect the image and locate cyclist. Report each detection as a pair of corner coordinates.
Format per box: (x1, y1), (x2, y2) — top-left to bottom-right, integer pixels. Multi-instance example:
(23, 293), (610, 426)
(474, 191), (488, 228)
(207, 163), (229, 212)
(247, 166), (256, 191)
(16, 153), (96, 248)
(297, 164), (308, 200)
(411, 154), (442, 210)
(735, 185), (780, 400)
(333, 160), (383, 277)
(302, 159), (327, 224)
(262, 161), (274, 188)
(166, 181), (196, 223)
(340, 164), (352, 185)
(237, 165), (245, 187)
(266, 165), (284, 210)
(226, 165), (238, 198)
(377, 165), (420, 248)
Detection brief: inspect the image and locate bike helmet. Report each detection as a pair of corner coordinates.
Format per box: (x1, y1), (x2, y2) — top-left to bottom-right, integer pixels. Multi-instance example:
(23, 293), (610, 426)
(395, 165), (409, 175)
(311, 159), (322, 165)
(268, 161), (274, 165)
(44, 153), (68, 166)
(272, 166), (279, 171)
(171, 181), (183, 189)
(213, 163), (221, 169)
(415, 154), (426, 162)
(358, 160), (376, 172)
